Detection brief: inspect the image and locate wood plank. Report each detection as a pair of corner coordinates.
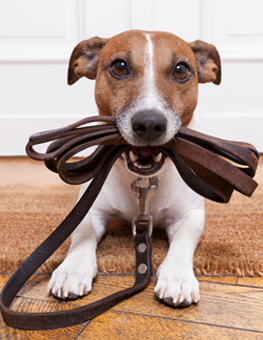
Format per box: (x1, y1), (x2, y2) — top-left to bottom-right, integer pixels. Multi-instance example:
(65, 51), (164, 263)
(15, 274), (263, 333)
(17, 274), (53, 300)
(78, 311), (263, 340)
(197, 275), (238, 284)
(237, 277), (263, 287)
(0, 275), (11, 289)
(110, 281), (263, 332)
(3, 273), (263, 335)
(0, 275), (89, 339)
(17, 274), (239, 303)
(16, 274), (136, 304)
(0, 297), (89, 340)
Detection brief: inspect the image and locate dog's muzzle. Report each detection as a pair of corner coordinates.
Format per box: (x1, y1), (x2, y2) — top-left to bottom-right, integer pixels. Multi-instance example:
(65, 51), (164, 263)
(124, 110), (168, 176)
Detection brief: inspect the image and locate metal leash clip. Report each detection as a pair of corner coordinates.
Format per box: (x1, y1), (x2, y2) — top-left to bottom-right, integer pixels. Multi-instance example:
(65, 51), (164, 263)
(131, 176), (159, 237)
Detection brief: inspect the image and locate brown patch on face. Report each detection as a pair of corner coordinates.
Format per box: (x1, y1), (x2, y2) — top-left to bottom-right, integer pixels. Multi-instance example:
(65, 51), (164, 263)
(150, 32), (199, 126)
(95, 30), (148, 116)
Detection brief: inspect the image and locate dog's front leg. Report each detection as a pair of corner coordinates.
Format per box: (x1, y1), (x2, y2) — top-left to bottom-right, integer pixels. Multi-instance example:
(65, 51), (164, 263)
(154, 207), (205, 307)
(48, 212), (107, 300)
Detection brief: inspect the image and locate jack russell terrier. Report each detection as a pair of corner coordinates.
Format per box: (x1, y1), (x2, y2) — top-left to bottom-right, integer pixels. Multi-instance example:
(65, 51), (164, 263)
(48, 30), (221, 308)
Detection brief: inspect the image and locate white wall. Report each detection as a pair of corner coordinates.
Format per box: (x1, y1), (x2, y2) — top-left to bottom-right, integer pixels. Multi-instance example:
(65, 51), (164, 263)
(0, 0), (262, 155)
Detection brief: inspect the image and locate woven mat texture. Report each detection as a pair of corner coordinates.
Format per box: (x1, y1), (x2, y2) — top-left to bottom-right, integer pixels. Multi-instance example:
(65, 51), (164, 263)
(1, 161), (262, 276)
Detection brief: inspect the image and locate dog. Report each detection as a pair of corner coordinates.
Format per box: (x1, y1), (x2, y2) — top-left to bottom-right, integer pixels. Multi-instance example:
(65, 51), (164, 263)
(48, 30), (221, 307)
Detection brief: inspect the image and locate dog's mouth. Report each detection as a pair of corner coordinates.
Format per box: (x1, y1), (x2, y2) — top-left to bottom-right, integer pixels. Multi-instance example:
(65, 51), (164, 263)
(124, 147), (166, 176)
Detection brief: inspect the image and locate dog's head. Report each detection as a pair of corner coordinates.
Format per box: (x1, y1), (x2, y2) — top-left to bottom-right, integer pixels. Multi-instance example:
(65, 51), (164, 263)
(68, 30), (221, 176)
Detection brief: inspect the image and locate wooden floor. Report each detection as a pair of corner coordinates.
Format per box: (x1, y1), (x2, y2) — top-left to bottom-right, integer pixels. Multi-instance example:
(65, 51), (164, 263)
(1, 157), (263, 339)
(1, 274), (263, 339)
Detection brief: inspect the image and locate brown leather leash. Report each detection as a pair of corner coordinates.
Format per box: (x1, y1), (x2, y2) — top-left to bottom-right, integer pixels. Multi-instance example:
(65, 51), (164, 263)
(0, 116), (259, 330)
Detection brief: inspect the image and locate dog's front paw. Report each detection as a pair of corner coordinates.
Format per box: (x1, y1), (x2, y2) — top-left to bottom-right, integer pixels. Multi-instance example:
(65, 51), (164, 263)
(154, 266), (200, 308)
(47, 258), (97, 300)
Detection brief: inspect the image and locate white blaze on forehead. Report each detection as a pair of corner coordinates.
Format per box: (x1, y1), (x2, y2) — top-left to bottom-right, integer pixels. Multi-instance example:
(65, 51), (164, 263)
(116, 32), (182, 147)
(140, 33), (163, 111)
(145, 34), (154, 91)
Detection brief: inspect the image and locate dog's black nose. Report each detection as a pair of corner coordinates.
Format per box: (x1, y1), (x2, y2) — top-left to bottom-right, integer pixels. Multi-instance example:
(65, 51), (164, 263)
(132, 110), (167, 142)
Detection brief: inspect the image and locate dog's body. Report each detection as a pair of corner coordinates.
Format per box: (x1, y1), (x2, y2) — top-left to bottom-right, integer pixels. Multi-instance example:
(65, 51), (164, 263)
(48, 30), (221, 307)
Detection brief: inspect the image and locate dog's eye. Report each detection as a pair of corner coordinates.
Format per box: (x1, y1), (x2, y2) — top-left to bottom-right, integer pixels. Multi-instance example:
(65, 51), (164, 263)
(111, 60), (128, 77)
(173, 63), (189, 80)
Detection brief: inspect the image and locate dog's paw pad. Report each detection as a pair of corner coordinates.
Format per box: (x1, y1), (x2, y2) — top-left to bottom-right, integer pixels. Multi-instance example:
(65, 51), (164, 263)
(66, 292), (80, 300)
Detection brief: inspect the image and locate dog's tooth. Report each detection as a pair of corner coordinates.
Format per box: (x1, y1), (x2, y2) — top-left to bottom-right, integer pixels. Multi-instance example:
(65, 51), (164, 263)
(138, 164), (152, 169)
(153, 152), (162, 163)
(133, 161), (152, 170)
(129, 150), (138, 162)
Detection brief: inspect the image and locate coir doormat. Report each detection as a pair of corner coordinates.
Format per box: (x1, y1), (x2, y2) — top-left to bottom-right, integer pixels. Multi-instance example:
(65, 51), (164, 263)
(1, 161), (262, 276)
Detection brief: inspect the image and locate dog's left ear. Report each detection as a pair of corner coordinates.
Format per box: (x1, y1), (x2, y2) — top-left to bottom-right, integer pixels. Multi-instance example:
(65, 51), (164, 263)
(189, 40), (221, 85)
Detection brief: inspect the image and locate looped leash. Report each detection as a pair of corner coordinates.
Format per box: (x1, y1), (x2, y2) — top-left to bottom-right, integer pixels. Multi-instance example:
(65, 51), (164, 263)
(25, 116), (258, 201)
(0, 116), (259, 330)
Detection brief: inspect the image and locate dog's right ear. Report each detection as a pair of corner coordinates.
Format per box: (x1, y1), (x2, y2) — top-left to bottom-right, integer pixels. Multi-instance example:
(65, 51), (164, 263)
(67, 37), (108, 85)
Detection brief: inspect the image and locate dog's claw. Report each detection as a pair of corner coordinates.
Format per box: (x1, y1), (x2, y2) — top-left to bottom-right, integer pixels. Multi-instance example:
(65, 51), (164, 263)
(79, 284), (84, 297)
(155, 287), (165, 300)
(179, 294), (185, 304)
(192, 291), (200, 304)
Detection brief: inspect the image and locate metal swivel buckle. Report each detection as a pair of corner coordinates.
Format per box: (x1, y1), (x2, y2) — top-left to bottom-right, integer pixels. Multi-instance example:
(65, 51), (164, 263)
(130, 176), (159, 237)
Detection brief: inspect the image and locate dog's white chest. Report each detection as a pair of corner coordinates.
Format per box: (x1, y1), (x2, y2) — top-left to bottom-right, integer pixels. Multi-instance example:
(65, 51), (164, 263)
(91, 158), (204, 230)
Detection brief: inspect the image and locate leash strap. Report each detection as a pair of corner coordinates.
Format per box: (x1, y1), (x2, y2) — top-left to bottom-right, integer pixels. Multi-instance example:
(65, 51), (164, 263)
(25, 117), (258, 202)
(0, 144), (152, 330)
(0, 116), (259, 330)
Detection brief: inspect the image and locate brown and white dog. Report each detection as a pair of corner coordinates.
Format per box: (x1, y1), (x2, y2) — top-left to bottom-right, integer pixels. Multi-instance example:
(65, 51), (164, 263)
(48, 30), (221, 307)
